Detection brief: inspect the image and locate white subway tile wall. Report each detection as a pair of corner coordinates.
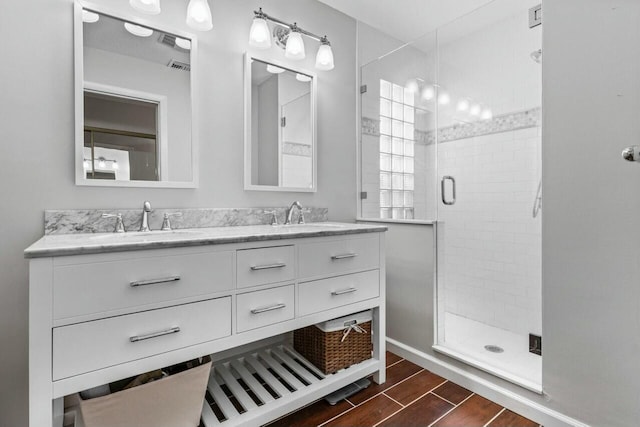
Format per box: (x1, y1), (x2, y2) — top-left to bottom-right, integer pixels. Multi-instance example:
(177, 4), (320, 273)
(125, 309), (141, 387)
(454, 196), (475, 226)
(438, 126), (541, 336)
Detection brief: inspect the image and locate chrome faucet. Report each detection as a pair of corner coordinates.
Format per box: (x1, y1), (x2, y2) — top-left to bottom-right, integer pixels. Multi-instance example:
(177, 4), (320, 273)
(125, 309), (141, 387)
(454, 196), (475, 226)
(140, 201), (152, 232)
(285, 201), (305, 225)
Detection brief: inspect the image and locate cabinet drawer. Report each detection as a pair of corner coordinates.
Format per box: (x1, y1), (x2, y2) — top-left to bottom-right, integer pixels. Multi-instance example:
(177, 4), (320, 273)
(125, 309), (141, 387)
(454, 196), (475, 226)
(298, 270), (379, 316)
(236, 246), (295, 289)
(298, 235), (380, 279)
(52, 297), (230, 380)
(236, 285), (295, 332)
(53, 250), (233, 321)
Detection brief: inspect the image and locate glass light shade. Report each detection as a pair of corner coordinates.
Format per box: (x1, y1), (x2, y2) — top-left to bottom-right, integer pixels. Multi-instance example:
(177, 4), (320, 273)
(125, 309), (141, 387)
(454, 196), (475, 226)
(129, 0), (160, 15)
(285, 30), (305, 60)
(456, 99), (470, 112)
(296, 73), (311, 82)
(421, 85), (435, 101)
(481, 108), (493, 120)
(470, 103), (481, 116)
(438, 92), (451, 105)
(112, 161), (119, 170)
(83, 160), (91, 170)
(98, 159), (106, 168)
(249, 17), (271, 49)
(124, 22), (153, 37)
(315, 43), (334, 70)
(266, 64), (285, 74)
(82, 10), (100, 23)
(175, 37), (191, 50)
(186, 0), (213, 31)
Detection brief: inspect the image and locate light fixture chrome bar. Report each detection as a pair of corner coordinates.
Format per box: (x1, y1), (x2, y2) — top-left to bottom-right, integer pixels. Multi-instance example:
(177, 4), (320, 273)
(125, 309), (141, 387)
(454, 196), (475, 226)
(254, 9), (323, 42)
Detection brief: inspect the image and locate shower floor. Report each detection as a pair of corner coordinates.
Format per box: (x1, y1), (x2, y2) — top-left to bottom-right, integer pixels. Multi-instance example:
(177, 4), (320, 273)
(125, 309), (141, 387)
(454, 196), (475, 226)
(437, 313), (542, 392)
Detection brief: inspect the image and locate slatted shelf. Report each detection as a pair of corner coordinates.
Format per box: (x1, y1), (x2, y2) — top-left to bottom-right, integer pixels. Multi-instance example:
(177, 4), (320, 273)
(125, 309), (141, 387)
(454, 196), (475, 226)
(200, 343), (380, 427)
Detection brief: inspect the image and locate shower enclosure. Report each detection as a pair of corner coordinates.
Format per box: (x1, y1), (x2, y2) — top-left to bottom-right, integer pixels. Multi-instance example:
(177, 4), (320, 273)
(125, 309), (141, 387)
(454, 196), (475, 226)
(359, 0), (542, 391)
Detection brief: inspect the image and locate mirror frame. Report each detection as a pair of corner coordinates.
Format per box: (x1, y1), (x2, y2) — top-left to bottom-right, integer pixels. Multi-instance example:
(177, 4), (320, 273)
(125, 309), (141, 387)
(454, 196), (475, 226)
(243, 53), (318, 193)
(74, 1), (199, 188)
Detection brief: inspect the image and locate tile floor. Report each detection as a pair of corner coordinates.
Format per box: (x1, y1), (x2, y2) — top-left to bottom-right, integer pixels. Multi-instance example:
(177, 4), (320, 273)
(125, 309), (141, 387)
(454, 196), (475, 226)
(266, 352), (540, 427)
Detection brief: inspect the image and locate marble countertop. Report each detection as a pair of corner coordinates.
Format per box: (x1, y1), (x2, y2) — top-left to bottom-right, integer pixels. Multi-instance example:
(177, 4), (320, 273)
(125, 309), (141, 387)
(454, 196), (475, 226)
(24, 222), (387, 258)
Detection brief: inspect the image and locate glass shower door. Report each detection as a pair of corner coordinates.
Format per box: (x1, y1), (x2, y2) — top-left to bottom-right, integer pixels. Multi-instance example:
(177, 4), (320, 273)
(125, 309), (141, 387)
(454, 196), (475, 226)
(434, 0), (543, 391)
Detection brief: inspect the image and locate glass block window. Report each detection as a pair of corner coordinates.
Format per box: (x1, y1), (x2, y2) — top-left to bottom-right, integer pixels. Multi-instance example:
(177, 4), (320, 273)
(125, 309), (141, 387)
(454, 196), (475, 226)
(379, 80), (415, 220)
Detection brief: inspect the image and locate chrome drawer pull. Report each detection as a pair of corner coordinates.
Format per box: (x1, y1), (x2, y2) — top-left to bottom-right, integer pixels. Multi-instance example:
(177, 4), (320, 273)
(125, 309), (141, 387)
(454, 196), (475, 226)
(130, 275), (181, 287)
(331, 253), (358, 260)
(331, 287), (357, 296)
(250, 303), (287, 314)
(130, 326), (180, 343)
(250, 263), (286, 271)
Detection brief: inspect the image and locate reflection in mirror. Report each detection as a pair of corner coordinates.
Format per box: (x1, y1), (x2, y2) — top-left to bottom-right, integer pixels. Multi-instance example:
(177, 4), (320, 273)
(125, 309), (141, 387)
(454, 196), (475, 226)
(245, 56), (316, 192)
(76, 6), (196, 187)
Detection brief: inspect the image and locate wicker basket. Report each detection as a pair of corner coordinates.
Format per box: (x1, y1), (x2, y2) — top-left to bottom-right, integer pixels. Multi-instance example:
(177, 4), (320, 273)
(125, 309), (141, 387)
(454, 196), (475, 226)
(294, 317), (372, 375)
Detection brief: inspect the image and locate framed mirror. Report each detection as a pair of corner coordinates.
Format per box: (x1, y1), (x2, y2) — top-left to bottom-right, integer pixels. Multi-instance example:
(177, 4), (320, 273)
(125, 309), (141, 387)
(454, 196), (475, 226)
(74, 3), (198, 187)
(244, 54), (317, 192)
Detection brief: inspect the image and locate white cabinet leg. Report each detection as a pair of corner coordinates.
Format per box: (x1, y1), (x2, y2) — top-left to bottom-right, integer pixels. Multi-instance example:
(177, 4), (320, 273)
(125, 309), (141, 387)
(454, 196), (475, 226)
(372, 306), (386, 384)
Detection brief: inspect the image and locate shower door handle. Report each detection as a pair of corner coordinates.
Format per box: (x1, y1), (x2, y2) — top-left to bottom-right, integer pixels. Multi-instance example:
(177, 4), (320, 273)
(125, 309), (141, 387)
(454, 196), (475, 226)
(441, 176), (456, 205)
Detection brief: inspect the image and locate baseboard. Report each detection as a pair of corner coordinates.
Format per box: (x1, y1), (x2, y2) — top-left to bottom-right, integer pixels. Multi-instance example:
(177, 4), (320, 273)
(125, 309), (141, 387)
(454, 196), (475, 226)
(387, 338), (589, 427)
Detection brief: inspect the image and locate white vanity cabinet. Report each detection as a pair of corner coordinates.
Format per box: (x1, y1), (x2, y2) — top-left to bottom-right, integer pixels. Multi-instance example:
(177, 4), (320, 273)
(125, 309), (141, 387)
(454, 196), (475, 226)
(27, 226), (386, 427)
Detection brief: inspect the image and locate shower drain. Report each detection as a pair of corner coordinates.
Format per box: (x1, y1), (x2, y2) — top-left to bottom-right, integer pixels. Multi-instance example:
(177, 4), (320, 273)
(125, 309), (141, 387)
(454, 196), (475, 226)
(484, 345), (504, 353)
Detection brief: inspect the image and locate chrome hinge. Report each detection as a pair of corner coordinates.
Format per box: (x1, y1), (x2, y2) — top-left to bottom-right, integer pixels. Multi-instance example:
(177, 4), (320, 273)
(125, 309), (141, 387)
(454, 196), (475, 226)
(360, 85), (367, 94)
(281, 117), (286, 127)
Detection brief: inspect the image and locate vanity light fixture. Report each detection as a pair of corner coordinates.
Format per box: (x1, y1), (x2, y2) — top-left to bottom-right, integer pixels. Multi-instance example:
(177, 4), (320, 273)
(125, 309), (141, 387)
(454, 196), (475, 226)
(249, 8), (271, 49)
(315, 36), (334, 71)
(296, 73), (312, 82)
(85, 157), (120, 170)
(82, 10), (100, 23)
(175, 37), (191, 50)
(266, 64), (285, 74)
(127, 0), (213, 31)
(186, 0), (213, 31)
(248, 8), (335, 71)
(124, 22), (154, 37)
(129, 0), (161, 15)
(285, 24), (305, 60)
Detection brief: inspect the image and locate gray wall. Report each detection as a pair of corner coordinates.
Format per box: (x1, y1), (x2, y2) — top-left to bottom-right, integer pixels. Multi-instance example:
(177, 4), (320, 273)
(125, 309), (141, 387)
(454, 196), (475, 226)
(0, 0), (356, 425)
(541, 0), (640, 425)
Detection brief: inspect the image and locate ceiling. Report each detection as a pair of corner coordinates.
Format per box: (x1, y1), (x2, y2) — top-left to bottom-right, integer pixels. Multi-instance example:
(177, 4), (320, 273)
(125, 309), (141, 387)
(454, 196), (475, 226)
(317, 0), (495, 42)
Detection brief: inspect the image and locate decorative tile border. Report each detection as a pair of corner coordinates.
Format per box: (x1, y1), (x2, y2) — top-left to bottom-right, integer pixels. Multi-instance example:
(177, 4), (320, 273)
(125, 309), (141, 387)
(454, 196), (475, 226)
(362, 107), (541, 144)
(44, 207), (329, 235)
(434, 107), (541, 144)
(283, 142), (312, 157)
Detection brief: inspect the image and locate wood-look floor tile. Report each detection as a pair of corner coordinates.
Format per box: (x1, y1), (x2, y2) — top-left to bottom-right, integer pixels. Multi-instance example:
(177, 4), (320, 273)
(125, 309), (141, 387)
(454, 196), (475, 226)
(488, 409), (539, 427)
(348, 360), (423, 405)
(385, 370), (446, 405)
(323, 395), (401, 427)
(386, 351), (403, 367)
(265, 399), (352, 427)
(433, 394), (503, 427)
(432, 381), (473, 405)
(378, 393), (453, 427)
